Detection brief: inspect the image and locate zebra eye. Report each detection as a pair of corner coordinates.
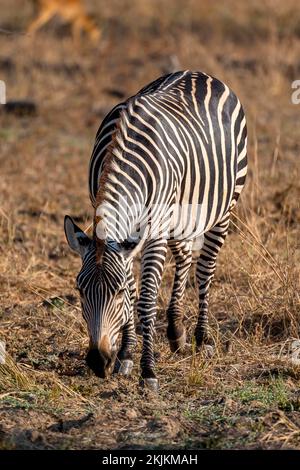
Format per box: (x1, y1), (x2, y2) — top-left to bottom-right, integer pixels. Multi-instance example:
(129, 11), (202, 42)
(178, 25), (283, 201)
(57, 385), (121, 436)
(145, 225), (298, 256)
(116, 288), (125, 298)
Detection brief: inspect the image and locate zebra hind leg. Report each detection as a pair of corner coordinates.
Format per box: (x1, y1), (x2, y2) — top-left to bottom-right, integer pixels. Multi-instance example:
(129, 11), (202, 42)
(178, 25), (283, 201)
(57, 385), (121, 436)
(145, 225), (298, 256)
(195, 214), (230, 349)
(166, 240), (193, 353)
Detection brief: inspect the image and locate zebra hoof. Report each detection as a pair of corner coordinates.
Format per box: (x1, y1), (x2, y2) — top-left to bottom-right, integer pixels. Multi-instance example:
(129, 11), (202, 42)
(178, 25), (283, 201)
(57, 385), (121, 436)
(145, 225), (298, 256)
(203, 345), (215, 358)
(118, 359), (134, 376)
(140, 377), (159, 392)
(169, 330), (186, 353)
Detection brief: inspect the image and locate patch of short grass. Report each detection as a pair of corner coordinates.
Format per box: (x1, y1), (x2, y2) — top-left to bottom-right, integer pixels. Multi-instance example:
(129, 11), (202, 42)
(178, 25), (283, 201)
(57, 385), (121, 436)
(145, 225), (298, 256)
(0, 395), (36, 411)
(230, 376), (291, 410)
(184, 403), (237, 426)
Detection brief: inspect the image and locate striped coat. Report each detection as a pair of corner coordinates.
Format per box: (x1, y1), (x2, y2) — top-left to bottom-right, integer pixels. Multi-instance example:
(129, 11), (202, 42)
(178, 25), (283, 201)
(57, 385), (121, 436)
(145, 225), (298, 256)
(65, 70), (247, 390)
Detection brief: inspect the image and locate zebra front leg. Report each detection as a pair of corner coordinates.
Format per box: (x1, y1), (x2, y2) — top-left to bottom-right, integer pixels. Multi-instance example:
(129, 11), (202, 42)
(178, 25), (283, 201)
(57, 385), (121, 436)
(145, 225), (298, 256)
(137, 239), (168, 391)
(115, 317), (137, 375)
(115, 260), (137, 376)
(195, 214), (230, 349)
(167, 240), (193, 352)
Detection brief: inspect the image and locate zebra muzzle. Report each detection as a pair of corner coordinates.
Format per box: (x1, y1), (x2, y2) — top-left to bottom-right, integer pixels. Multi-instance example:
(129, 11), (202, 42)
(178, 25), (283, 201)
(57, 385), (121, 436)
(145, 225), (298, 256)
(86, 335), (115, 378)
(85, 348), (112, 378)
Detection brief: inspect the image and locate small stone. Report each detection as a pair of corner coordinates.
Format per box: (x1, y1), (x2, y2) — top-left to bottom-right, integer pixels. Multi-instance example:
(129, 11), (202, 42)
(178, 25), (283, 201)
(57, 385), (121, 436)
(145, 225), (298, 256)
(204, 345), (215, 358)
(224, 340), (232, 353)
(28, 430), (40, 442)
(224, 397), (239, 412)
(125, 409), (138, 419)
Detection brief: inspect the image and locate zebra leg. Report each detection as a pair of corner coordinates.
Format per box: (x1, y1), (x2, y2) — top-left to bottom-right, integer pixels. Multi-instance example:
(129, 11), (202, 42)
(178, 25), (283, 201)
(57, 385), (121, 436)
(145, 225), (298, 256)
(166, 240), (193, 352)
(115, 317), (136, 375)
(137, 239), (168, 391)
(195, 214), (230, 348)
(115, 260), (137, 375)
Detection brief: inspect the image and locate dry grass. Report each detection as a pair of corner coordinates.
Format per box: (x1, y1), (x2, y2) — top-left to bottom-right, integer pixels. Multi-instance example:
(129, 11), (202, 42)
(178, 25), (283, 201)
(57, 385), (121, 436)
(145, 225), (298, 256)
(0, 0), (299, 449)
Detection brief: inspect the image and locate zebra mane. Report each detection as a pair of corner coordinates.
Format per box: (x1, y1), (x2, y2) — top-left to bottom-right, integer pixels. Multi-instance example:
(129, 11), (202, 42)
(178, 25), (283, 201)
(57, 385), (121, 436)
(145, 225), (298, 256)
(94, 101), (131, 263)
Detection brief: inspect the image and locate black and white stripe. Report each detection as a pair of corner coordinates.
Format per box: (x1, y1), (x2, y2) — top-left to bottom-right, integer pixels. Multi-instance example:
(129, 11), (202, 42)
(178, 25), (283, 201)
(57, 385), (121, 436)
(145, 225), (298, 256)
(65, 70), (247, 388)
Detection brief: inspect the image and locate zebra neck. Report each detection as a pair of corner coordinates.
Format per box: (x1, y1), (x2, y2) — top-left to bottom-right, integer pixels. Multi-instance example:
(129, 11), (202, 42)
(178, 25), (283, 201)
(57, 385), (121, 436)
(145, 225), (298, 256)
(94, 104), (150, 253)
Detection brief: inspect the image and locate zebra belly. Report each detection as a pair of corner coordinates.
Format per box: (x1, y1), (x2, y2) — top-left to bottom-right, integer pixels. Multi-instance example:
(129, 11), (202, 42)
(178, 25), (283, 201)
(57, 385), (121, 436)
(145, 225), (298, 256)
(168, 170), (235, 244)
(168, 209), (219, 245)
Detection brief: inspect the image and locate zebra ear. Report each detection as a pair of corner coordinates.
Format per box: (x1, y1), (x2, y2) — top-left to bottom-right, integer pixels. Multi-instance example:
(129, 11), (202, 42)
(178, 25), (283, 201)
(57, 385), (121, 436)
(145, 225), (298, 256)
(64, 215), (92, 258)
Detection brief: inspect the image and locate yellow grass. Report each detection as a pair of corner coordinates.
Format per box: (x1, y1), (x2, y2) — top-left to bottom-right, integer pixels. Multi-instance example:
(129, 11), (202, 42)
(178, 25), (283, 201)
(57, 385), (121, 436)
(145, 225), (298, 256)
(0, 0), (299, 450)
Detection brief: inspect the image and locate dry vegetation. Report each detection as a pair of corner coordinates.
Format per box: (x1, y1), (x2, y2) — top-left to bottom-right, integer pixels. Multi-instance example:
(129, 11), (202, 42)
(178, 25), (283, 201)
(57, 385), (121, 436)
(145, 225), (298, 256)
(0, 0), (300, 449)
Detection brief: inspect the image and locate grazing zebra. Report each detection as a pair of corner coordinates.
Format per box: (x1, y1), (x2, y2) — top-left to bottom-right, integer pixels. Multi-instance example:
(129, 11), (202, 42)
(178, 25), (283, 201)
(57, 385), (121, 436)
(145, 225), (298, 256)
(65, 70), (247, 390)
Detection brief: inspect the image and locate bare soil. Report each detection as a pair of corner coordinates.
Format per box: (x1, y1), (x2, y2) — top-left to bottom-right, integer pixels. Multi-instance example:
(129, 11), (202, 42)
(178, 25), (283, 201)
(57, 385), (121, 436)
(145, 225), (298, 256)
(0, 0), (300, 449)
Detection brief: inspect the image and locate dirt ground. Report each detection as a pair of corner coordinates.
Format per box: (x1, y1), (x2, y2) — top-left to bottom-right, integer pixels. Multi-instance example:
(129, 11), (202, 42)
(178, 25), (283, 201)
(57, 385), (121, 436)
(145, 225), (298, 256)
(0, 0), (300, 449)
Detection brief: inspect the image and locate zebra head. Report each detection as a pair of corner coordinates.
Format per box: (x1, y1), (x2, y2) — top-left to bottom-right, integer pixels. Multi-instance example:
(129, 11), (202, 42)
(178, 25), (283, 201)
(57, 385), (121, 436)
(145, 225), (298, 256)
(64, 215), (134, 378)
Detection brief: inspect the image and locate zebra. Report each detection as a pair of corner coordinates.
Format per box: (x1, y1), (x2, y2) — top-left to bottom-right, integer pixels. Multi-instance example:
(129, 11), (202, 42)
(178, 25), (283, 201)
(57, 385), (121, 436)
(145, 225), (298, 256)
(64, 70), (247, 391)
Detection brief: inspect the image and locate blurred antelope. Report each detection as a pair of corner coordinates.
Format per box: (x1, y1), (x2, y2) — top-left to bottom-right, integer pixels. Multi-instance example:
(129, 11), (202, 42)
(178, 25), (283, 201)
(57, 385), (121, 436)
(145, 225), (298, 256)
(27, 0), (101, 43)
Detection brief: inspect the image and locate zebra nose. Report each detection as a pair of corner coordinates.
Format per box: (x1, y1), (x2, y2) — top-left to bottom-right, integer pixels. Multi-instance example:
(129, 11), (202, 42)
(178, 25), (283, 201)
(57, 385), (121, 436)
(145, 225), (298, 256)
(86, 348), (112, 378)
